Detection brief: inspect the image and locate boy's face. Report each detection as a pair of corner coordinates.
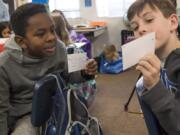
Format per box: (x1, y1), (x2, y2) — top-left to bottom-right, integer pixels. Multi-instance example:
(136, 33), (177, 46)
(18, 13), (57, 58)
(130, 4), (178, 51)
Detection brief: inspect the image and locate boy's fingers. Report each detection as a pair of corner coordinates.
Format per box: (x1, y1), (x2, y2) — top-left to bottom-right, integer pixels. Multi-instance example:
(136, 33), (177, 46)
(85, 59), (98, 75)
(136, 64), (151, 78)
(86, 59), (97, 67)
(138, 60), (159, 76)
(86, 59), (97, 70)
(87, 65), (98, 72)
(136, 61), (160, 89)
(140, 54), (161, 70)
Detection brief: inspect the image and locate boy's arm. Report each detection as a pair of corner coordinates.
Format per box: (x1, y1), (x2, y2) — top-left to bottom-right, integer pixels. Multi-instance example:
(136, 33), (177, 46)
(141, 81), (180, 134)
(0, 68), (10, 135)
(144, 51), (180, 134)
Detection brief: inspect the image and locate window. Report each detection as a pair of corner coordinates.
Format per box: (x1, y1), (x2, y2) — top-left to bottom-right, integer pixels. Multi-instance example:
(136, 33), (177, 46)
(31, 0), (48, 4)
(49, 0), (80, 18)
(96, 0), (135, 17)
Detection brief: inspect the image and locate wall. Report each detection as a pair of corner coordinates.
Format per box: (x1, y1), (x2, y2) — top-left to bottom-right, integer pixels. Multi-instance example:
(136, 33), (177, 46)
(3, 0), (15, 15)
(177, 0), (180, 8)
(69, 0), (127, 57)
(70, 0), (180, 57)
(14, 0), (127, 57)
(14, 0), (28, 8)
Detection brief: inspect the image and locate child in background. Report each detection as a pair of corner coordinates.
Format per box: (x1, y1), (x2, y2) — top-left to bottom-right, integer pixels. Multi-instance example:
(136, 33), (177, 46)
(96, 44), (123, 74)
(0, 21), (11, 52)
(51, 12), (97, 107)
(127, 0), (180, 134)
(51, 13), (85, 55)
(51, 12), (72, 46)
(0, 3), (97, 135)
(52, 10), (92, 58)
(0, 21), (11, 38)
(103, 44), (119, 62)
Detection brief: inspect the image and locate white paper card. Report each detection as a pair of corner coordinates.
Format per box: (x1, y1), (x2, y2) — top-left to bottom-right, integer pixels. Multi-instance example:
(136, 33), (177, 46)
(67, 53), (87, 73)
(122, 32), (155, 70)
(73, 42), (86, 48)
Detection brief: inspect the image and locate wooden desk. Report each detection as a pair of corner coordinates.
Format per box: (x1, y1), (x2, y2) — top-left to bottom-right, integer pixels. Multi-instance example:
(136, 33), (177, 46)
(74, 26), (107, 40)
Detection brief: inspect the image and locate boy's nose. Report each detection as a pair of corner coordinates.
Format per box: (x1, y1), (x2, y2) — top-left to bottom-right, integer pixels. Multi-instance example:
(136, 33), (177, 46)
(47, 32), (56, 42)
(138, 25), (147, 36)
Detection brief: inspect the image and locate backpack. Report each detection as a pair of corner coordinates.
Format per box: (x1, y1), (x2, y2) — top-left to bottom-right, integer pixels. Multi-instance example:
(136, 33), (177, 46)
(31, 73), (103, 135)
(67, 79), (97, 107)
(60, 87), (103, 135)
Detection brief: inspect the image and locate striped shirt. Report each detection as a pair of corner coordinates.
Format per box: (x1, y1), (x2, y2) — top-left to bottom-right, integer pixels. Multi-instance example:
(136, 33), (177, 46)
(136, 68), (177, 96)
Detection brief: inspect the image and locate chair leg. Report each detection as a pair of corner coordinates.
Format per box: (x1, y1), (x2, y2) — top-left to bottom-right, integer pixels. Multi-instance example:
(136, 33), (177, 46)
(124, 73), (141, 112)
(124, 86), (136, 111)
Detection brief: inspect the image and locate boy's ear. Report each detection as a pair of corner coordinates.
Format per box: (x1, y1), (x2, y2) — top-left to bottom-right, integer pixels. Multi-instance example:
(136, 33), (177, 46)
(14, 35), (27, 49)
(169, 14), (179, 32)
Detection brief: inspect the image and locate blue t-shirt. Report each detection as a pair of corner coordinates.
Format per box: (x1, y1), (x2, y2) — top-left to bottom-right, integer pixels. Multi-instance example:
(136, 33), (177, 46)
(136, 68), (178, 96)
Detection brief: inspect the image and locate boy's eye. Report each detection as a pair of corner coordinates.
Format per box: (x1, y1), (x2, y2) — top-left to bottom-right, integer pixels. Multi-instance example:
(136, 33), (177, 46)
(144, 17), (154, 23)
(36, 33), (45, 37)
(130, 24), (138, 31)
(131, 26), (138, 31)
(146, 19), (153, 22)
(35, 31), (46, 37)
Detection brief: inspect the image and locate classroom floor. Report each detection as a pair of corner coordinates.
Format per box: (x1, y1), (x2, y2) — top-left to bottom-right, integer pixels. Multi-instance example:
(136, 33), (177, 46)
(89, 68), (148, 135)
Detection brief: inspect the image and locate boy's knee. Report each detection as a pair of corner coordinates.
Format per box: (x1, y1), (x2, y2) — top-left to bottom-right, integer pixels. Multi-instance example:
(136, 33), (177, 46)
(11, 115), (36, 135)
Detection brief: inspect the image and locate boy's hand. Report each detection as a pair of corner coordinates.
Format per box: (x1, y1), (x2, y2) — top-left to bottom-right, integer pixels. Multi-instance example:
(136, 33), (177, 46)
(85, 59), (98, 75)
(136, 54), (161, 90)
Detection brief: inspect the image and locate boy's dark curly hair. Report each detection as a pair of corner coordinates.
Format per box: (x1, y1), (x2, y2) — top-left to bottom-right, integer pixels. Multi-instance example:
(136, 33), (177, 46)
(10, 3), (48, 37)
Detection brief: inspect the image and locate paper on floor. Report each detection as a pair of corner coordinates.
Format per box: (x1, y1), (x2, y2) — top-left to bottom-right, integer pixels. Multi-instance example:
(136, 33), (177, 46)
(122, 32), (155, 70)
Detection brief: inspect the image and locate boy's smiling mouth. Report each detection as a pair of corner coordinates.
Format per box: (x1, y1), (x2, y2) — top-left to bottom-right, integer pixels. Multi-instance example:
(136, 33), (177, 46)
(44, 44), (56, 53)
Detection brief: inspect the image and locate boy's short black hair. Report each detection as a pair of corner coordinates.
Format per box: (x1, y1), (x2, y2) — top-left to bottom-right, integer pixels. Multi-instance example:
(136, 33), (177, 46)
(10, 3), (48, 37)
(127, 0), (176, 21)
(0, 21), (10, 38)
